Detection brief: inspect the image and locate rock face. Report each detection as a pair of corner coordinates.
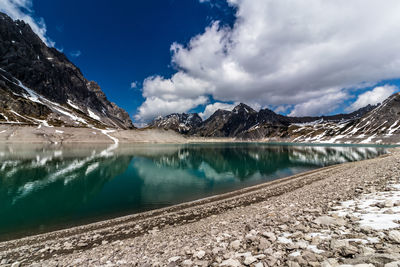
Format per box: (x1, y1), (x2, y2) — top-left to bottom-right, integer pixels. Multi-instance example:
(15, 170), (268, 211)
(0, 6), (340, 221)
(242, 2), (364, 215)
(195, 103), (258, 137)
(149, 113), (202, 134)
(342, 93), (400, 138)
(150, 102), (379, 142)
(0, 12), (134, 129)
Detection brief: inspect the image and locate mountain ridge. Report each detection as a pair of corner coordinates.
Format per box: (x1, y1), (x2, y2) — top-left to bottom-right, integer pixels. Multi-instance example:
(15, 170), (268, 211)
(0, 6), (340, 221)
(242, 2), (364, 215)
(149, 102), (378, 140)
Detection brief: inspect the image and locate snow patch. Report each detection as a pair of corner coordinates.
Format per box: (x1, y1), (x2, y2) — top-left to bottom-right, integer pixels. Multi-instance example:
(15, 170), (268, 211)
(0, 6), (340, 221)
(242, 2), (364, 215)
(0, 113), (9, 122)
(67, 100), (81, 111)
(88, 109), (101, 121)
(331, 183), (400, 230)
(53, 106), (87, 124)
(360, 135), (376, 144)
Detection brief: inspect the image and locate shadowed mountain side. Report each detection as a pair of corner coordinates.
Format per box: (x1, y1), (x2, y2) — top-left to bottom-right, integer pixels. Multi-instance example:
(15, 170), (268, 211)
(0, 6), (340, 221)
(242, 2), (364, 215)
(0, 12), (133, 129)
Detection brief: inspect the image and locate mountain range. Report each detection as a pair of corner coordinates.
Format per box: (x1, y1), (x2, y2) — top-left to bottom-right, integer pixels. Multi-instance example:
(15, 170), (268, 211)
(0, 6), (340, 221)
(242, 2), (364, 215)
(149, 95), (400, 143)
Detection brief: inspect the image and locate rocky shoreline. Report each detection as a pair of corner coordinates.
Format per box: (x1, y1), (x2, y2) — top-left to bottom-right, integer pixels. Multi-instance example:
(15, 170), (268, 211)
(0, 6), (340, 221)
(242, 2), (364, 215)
(1, 150), (400, 266)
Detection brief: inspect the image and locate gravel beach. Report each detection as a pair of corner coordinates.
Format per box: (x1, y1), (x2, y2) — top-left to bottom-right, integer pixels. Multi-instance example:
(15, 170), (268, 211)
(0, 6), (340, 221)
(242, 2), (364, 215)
(0, 148), (400, 266)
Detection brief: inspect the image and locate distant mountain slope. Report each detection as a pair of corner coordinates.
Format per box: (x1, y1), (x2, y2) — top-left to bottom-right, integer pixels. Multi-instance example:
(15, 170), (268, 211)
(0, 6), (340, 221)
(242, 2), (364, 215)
(149, 100), (386, 143)
(148, 113), (202, 134)
(195, 103), (259, 137)
(0, 12), (133, 129)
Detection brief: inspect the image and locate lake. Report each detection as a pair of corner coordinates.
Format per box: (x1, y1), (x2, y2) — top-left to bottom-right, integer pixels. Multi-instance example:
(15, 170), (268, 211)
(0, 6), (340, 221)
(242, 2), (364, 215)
(0, 142), (389, 240)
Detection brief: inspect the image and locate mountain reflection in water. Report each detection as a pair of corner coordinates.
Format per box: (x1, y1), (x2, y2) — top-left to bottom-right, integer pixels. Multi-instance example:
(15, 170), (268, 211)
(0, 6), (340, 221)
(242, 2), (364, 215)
(0, 143), (388, 240)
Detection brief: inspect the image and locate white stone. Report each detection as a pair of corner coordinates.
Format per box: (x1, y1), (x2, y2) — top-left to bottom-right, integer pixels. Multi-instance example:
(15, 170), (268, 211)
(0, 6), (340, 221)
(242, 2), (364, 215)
(168, 256), (181, 263)
(220, 258), (241, 267)
(388, 230), (400, 243)
(230, 240), (241, 250)
(361, 246), (375, 255)
(262, 232), (276, 241)
(314, 216), (345, 226)
(385, 200), (394, 208)
(244, 256), (257, 265)
(255, 254), (266, 259)
(385, 261), (400, 267)
(182, 259), (194, 266)
(194, 250), (206, 259)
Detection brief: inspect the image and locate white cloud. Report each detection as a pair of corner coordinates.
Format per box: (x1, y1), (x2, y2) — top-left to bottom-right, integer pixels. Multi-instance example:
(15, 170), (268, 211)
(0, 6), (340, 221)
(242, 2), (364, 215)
(289, 90), (348, 117)
(347, 85), (398, 112)
(0, 0), (54, 47)
(199, 102), (237, 119)
(130, 81), (138, 88)
(135, 96), (208, 122)
(70, 50), (82, 58)
(136, 0), (400, 122)
(274, 105), (291, 114)
(135, 72), (212, 121)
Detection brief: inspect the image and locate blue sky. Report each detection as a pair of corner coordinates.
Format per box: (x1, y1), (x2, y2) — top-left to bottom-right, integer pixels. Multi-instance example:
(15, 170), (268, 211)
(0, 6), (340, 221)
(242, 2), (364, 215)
(1, 0), (400, 124)
(31, 0), (235, 118)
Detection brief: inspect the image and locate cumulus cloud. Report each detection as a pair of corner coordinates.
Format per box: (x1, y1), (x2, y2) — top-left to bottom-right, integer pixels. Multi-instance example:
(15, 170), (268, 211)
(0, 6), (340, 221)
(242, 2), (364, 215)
(347, 85), (398, 112)
(0, 0), (54, 47)
(289, 90), (348, 117)
(135, 0), (400, 122)
(199, 102), (237, 119)
(135, 72), (211, 121)
(135, 96), (208, 122)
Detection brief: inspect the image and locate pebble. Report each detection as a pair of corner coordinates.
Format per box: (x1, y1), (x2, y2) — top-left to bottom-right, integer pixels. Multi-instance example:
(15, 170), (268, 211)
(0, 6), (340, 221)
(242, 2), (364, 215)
(388, 231), (400, 244)
(194, 250), (206, 259)
(244, 255), (257, 265)
(182, 259), (193, 266)
(261, 231), (276, 240)
(230, 240), (241, 250)
(168, 256), (180, 263)
(220, 258), (241, 267)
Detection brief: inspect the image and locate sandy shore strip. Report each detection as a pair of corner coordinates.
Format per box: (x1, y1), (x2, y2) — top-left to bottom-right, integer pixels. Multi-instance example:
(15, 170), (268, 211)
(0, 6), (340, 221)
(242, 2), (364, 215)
(2, 125), (400, 145)
(0, 150), (399, 266)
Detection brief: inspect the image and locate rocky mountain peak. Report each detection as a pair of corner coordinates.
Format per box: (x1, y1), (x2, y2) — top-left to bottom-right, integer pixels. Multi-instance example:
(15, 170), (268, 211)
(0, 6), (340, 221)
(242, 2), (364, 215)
(233, 103), (256, 114)
(0, 12), (134, 129)
(149, 113), (202, 134)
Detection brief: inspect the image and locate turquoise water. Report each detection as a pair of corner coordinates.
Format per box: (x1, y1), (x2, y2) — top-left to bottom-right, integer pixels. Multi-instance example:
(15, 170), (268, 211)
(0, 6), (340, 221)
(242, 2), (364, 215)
(0, 143), (389, 240)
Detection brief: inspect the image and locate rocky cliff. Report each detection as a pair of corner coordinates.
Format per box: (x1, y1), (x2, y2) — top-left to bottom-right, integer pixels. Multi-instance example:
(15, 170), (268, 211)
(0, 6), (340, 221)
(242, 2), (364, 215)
(0, 12), (133, 129)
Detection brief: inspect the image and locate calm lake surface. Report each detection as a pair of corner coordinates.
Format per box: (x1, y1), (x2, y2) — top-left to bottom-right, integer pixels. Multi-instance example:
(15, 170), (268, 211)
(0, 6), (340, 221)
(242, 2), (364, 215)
(0, 142), (390, 240)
